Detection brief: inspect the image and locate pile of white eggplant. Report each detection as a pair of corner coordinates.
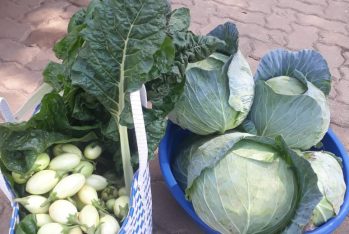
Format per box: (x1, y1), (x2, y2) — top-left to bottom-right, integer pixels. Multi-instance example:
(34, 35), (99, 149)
(13, 143), (129, 234)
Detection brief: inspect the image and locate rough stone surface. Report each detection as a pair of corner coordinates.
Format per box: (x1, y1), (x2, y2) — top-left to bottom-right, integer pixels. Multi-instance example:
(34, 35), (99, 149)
(0, 39), (41, 65)
(0, 19), (33, 42)
(0, 0), (348, 233)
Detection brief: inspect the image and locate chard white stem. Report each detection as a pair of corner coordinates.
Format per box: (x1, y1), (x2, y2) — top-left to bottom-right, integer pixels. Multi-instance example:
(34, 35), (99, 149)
(119, 125), (133, 195)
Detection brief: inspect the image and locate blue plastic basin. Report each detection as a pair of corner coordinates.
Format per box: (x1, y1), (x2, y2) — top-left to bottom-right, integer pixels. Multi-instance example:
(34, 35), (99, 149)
(159, 121), (349, 234)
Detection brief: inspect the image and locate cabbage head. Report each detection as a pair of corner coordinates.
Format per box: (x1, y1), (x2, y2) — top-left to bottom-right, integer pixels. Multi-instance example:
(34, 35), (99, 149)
(303, 151), (346, 227)
(172, 135), (210, 190)
(246, 49), (331, 150)
(185, 133), (322, 234)
(169, 22), (254, 135)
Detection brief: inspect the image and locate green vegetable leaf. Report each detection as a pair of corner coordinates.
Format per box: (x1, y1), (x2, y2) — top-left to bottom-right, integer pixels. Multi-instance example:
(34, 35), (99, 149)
(302, 151), (346, 226)
(142, 110), (167, 155)
(43, 62), (66, 91)
(248, 79), (330, 150)
(172, 32), (224, 72)
(277, 137), (323, 234)
(208, 21), (239, 56)
(168, 8), (190, 34)
(70, 0), (171, 191)
(71, 0), (170, 117)
(53, 24), (85, 62)
(15, 214), (38, 234)
(255, 49), (332, 95)
(238, 119), (257, 134)
(172, 134), (212, 190)
(0, 93), (97, 173)
(67, 8), (86, 33)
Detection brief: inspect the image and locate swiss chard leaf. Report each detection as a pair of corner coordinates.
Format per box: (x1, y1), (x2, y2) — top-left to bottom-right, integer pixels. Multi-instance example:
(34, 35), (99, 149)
(15, 214), (38, 234)
(71, 0), (169, 117)
(43, 62), (66, 91)
(0, 93), (97, 173)
(143, 11), (224, 154)
(208, 21), (239, 56)
(168, 7), (190, 34)
(69, 0), (171, 190)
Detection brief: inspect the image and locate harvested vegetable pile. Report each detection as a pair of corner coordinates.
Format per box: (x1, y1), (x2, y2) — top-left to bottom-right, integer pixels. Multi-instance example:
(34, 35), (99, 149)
(15, 144), (127, 233)
(0, 0), (225, 233)
(0, 0), (346, 233)
(171, 13), (346, 234)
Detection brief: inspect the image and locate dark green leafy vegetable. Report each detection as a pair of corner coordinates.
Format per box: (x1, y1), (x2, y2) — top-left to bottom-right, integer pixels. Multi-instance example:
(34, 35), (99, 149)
(0, 0), (223, 191)
(0, 93), (97, 173)
(15, 214), (38, 234)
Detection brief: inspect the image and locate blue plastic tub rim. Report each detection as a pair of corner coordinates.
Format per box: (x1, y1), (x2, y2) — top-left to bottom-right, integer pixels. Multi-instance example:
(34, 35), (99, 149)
(159, 121), (349, 234)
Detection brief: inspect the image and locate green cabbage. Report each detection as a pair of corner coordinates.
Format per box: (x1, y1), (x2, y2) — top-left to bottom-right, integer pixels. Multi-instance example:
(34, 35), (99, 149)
(172, 135), (211, 190)
(246, 49), (331, 150)
(303, 151), (346, 227)
(184, 133), (322, 234)
(169, 23), (254, 135)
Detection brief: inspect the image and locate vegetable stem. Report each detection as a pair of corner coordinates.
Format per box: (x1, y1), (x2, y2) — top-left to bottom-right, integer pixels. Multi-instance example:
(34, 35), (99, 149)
(119, 125), (133, 195)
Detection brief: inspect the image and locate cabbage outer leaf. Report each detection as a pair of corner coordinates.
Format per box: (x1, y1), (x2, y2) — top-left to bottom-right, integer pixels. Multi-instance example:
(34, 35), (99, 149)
(249, 79), (330, 150)
(255, 49), (331, 95)
(304, 151), (346, 226)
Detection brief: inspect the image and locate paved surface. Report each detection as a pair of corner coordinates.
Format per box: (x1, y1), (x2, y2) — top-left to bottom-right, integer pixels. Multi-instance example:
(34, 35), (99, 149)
(0, 0), (348, 233)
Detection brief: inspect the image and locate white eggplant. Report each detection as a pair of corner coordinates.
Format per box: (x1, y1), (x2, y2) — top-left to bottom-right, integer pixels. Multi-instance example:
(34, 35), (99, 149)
(118, 187), (127, 196)
(78, 185), (98, 205)
(37, 223), (64, 234)
(12, 172), (31, 184)
(99, 214), (120, 234)
(26, 170), (59, 195)
(113, 196), (129, 219)
(49, 153), (81, 171)
(49, 200), (78, 224)
(69, 227), (83, 234)
(53, 144), (83, 158)
(106, 199), (116, 211)
(86, 174), (108, 191)
(73, 161), (94, 177)
(51, 173), (85, 199)
(15, 195), (49, 214)
(32, 153), (50, 171)
(84, 142), (102, 160)
(79, 205), (99, 231)
(35, 214), (53, 227)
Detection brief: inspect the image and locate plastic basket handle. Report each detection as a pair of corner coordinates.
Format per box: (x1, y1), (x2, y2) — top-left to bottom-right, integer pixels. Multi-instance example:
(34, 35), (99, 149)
(0, 97), (16, 123)
(0, 83), (53, 122)
(130, 85), (148, 177)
